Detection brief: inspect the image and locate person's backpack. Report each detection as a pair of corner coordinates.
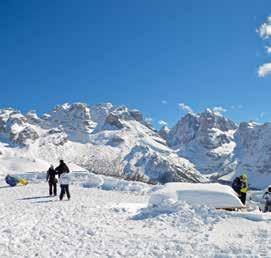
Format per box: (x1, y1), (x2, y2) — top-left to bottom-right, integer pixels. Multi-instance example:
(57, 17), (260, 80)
(232, 177), (241, 193)
(5, 175), (19, 187)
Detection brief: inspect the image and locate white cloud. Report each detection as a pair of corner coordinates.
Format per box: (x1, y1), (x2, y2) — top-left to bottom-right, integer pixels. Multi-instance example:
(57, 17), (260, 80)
(266, 46), (271, 54)
(178, 103), (194, 114)
(158, 120), (167, 126)
(212, 106), (227, 115)
(258, 17), (271, 77)
(161, 100), (167, 104)
(258, 16), (271, 39)
(258, 63), (271, 77)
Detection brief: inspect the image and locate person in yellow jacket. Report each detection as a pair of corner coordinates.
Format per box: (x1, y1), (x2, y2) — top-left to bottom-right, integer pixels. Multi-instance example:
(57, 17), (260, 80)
(239, 174), (248, 205)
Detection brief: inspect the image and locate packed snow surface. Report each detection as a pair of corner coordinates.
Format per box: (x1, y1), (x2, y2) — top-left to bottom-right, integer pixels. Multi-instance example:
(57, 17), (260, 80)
(0, 173), (271, 257)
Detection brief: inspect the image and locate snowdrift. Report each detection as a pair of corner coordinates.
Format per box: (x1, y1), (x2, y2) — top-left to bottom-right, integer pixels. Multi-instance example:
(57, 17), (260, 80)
(81, 173), (104, 188)
(0, 170), (150, 194)
(81, 172), (150, 193)
(149, 183), (244, 209)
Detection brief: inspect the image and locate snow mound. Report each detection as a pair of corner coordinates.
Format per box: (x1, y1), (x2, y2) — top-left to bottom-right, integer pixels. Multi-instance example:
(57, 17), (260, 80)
(133, 197), (223, 227)
(102, 177), (150, 193)
(149, 183), (244, 209)
(81, 173), (104, 188)
(80, 172), (151, 194)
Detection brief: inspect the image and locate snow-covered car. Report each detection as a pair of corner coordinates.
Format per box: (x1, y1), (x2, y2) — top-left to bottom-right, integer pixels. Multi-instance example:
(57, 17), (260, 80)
(149, 182), (245, 210)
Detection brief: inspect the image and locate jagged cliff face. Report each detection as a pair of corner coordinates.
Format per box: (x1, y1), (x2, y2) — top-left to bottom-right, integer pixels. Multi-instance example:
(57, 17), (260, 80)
(2, 103), (271, 188)
(0, 103), (205, 184)
(159, 125), (170, 140)
(167, 110), (237, 175)
(232, 122), (271, 188)
(168, 109), (237, 148)
(167, 110), (271, 188)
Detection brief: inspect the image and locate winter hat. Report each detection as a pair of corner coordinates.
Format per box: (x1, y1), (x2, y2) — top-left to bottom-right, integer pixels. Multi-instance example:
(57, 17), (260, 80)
(241, 173), (248, 179)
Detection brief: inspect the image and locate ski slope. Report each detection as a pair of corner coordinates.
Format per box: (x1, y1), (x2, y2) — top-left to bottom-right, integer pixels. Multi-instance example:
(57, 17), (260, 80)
(0, 176), (271, 257)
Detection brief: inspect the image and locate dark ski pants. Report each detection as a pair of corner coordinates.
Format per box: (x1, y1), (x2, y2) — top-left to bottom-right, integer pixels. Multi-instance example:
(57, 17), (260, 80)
(49, 181), (57, 196)
(240, 192), (246, 205)
(264, 203), (271, 212)
(60, 184), (70, 200)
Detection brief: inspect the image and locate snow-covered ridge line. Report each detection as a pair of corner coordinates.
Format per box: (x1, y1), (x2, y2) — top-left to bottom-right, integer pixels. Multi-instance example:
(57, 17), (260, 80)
(167, 110), (271, 189)
(0, 102), (205, 185)
(2, 102), (271, 188)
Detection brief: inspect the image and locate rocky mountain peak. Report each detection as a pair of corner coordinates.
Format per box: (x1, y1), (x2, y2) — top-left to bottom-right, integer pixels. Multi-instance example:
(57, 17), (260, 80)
(199, 109), (237, 132)
(0, 108), (39, 145)
(0, 102), (206, 185)
(102, 106), (145, 130)
(90, 103), (113, 126)
(159, 125), (170, 140)
(26, 110), (41, 124)
(44, 102), (95, 135)
(167, 112), (200, 147)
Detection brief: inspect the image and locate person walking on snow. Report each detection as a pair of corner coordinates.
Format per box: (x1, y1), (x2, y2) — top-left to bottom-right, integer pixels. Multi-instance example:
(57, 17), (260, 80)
(263, 185), (271, 212)
(58, 162), (71, 200)
(55, 160), (70, 178)
(239, 174), (248, 205)
(46, 165), (58, 196)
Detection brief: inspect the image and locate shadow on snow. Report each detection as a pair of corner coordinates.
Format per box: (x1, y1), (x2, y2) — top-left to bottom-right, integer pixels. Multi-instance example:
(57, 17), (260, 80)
(17, 195), (52, 201)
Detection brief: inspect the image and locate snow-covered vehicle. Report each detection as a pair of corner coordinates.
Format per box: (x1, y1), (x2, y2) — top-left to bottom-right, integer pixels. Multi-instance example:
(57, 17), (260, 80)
(149, 182), (244, 210)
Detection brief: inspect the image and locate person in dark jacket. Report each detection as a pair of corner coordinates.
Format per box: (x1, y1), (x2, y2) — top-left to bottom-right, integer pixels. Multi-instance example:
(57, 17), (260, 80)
(232, 176), (242, 196)
(55, 160), (70, 178)
(46, 165), (58, 196)
(263, 185), (271, 212)
(239, 174), (248, 205)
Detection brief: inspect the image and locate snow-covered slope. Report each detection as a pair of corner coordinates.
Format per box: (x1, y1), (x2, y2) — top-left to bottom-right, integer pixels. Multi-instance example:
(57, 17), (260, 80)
(0, 103), (205, 184)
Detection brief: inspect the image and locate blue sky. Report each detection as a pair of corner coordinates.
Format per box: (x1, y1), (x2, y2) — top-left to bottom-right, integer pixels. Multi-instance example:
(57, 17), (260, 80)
(1, 0), (271, 128)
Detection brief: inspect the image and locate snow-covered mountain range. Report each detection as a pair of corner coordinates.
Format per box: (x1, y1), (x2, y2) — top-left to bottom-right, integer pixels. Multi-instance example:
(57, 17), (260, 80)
(167, 109), (271, 188)
(1, 102), (271, 188)
(0, 103), (204, 184)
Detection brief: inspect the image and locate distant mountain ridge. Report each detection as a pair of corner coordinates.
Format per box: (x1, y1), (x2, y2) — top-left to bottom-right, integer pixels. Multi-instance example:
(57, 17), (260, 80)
(167, 109), (271, 188)
(0, 103), (204, 184)
(1, 103), (271, 188)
